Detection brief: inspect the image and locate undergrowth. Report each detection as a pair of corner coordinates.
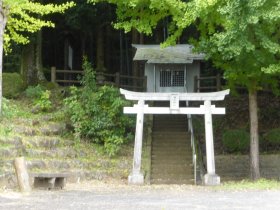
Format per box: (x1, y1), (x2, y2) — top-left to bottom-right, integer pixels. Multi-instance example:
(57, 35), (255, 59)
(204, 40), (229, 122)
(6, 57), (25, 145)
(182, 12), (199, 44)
(64, 58), (134, 156)
(219, 179), (280, 190)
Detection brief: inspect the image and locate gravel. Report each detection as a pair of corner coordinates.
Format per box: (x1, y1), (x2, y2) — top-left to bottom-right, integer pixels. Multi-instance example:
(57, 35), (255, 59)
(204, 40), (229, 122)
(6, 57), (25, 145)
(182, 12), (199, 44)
(1, 180), (280, 210)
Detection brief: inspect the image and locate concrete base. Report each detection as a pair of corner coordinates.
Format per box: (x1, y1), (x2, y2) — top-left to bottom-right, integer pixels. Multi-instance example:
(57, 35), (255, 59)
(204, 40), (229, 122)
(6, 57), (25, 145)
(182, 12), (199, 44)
(128, 172), (144, 185)
(204, 173), (220, 186)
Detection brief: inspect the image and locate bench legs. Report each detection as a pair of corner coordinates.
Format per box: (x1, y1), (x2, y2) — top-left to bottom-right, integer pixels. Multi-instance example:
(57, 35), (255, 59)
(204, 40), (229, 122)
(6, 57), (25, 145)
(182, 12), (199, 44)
(34, 177), (66, 190)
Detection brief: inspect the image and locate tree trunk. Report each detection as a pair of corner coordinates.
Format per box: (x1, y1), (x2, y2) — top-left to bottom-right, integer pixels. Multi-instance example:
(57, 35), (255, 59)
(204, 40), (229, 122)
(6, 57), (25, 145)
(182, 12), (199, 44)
(96, 26), (105, 72)
(21, 43), (37, 86)
(0, 5), (8, 113)
(35, 30), (45, 81)
(249, 89), (260, 180)
(132, 29), (139, 90)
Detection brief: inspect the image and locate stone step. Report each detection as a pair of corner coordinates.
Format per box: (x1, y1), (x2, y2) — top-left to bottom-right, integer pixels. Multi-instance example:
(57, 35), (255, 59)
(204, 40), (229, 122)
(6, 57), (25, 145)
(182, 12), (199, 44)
(151, 178), (194, 185)
(0, 147), (19, 157)
(152, 144), (190, 149)
(0, 136), (23, 146)
(153, 116), (187, 121)
(152, 156), (192, 161)
(151, 160), (193, 166)
(153, 136), (189, 141)
(152, 138), (190, 143)
(12, 123), (66, 137)
(151, 172), (194, 179)
(152, 153), (192, 159)
(152, 157), (192, 162)
(151, 166), (193, 174)
(152, 149), (192, 155)
(151, 114), (194, 184)
(153, 126), (187, 130)
(23, 136), (65, 149)
(31, 160), (70, 170)
(153, 123), (187, 127)
(152, 139), (190, 144)
(151, 170), (194, 177)
(153, 128), (187, 132)
(153, 122), (187, 126)
(25, 148), (78, 159)
(153, 131), (189, 135)
(0, 159), (14, 171)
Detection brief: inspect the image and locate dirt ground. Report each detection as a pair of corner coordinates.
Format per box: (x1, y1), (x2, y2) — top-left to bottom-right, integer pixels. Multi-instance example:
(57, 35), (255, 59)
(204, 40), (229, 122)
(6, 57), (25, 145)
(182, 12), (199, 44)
(1, 179), (280, 210)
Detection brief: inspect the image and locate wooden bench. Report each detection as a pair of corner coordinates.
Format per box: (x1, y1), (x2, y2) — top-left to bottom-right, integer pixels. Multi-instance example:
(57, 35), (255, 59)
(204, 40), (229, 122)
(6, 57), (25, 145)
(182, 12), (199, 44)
(31, 173), (70, 190)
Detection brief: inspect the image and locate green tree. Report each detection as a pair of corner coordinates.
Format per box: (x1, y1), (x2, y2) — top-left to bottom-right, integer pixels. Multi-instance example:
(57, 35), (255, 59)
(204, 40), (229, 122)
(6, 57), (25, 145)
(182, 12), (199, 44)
(194, 0), (280, 180)
(0, 0), (74, 112)
(91, 0), (280, 180)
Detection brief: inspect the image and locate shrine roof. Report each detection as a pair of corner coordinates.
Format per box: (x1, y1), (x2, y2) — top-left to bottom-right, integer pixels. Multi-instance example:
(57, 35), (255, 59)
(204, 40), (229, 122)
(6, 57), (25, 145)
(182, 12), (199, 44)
(132, 44), (205, 64)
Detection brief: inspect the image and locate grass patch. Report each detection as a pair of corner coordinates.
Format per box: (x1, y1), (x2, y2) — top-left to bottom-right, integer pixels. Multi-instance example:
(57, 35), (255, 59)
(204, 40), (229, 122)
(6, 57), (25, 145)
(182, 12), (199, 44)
(2, 98), (33, 119)
(219, 179), (280, 190)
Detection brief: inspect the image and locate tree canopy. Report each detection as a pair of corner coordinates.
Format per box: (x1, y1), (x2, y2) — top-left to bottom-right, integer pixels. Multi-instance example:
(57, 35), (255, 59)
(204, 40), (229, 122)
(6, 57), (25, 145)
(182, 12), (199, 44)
(0, 0), (75, 113)
(90, 0), (280, 180)
(195, 0), (280, 91)
(2, 0), (75, 52)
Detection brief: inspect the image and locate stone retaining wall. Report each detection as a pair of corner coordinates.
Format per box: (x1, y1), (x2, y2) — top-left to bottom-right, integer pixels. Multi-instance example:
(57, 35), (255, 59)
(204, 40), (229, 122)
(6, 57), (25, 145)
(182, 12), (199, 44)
(210, 154), (280, 181)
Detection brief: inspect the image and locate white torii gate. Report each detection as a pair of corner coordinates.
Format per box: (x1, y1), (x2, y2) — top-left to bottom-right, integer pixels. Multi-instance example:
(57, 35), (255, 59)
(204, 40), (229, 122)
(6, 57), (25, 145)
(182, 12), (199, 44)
(120, 88), (230, 186)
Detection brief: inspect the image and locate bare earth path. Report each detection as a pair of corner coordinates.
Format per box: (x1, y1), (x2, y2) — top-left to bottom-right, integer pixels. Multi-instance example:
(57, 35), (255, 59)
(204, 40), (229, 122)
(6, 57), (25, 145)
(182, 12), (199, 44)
(1, 180), (280, 210)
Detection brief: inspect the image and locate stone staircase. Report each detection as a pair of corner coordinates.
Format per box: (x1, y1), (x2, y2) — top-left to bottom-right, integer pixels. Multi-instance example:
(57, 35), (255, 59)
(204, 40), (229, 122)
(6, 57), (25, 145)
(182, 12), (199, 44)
(150, 115), (194, 184)
(0, 115), (132, 188)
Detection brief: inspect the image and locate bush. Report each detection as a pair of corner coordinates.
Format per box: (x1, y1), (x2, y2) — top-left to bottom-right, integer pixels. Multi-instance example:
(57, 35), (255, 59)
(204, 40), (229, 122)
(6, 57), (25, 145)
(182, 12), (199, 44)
(222, 129), (250, 153)
(25, 85), (52, 112)
(64, 58), (134, 156)
(25, 84), (45, 98)
(3, 73), (25, 98)
(263, 129), (280, 147)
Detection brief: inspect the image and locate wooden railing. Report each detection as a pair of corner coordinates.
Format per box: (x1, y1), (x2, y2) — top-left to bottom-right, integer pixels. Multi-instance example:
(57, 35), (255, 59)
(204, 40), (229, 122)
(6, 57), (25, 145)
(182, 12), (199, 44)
(51, 67), (147, 91)
(194, 74), (222, 92)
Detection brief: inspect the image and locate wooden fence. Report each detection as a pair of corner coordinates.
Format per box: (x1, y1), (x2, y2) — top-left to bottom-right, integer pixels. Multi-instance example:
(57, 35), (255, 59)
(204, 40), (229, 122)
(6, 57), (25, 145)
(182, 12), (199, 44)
(51, 67), (147, 91)
(194, 74), (222, 92)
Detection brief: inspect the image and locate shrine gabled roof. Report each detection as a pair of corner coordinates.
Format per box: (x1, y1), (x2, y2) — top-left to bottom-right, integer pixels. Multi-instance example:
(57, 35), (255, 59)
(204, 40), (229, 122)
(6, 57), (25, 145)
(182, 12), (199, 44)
(132, 44), (205, 64)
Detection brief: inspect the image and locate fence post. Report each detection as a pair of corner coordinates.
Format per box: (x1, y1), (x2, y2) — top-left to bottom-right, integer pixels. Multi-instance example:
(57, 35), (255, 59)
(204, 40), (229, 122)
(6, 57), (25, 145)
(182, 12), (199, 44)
(194, 76), (198, 92)
(14, 157), (31, 193)
(115, 72), (120, 87)
(143, 76), (147, 92)
(51, 67), (56, 83)
(216, 73), (221, 91)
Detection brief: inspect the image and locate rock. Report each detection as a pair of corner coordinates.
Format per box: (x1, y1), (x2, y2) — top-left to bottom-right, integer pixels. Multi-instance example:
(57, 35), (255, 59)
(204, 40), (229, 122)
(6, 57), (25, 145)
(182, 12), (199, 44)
(38, 137), (60, 149)
(48, 161), (70, 169)
(40, 123), (66, 136)
(29, 136), (60, 149)
(13, 126), (36, 136)
(0, 148), (17, 157)
(27, 160), (47, 170)
(32, 120), (40, 126)
(31, 105), (41, 114)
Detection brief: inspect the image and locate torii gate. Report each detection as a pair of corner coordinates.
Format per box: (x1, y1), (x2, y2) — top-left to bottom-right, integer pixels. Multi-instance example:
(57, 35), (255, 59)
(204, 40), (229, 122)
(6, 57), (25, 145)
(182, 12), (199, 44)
(120, 88), (230, 186)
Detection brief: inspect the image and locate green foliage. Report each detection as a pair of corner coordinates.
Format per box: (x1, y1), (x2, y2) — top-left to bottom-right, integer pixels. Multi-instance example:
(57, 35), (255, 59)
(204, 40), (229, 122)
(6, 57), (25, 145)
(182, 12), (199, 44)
(222, 129), (250, 153)
(2, 98), (18, 119)
(2, 97), (30, 119)
(25, 85), (52, 112)
(25, 84), (45, 98)
(93, 0), (280, 87)
(220, 179), (280, 190)
(64, 59), (134, 156)
(2, 72), (25, 98)
(34, 90), (52, 111)
(194, 0), (280, 92)
(2, 0), (75, 52)
(263, 129), (280, 147)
